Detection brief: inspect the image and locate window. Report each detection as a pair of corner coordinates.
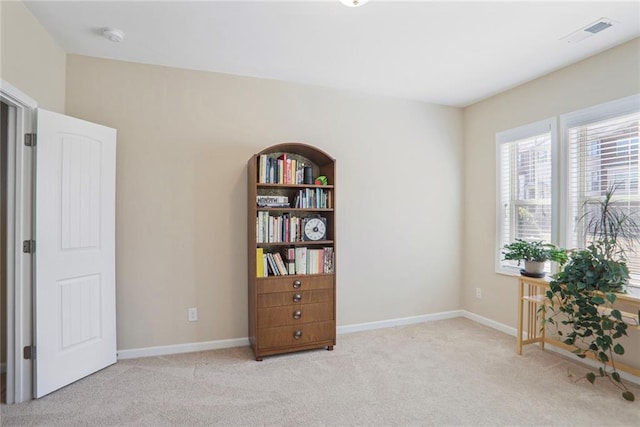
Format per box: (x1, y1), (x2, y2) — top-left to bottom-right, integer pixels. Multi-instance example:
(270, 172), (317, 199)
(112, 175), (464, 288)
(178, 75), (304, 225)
(496, 94), (640, 284)
(496, 119), (557, 273)
(563, 96), (640, 286)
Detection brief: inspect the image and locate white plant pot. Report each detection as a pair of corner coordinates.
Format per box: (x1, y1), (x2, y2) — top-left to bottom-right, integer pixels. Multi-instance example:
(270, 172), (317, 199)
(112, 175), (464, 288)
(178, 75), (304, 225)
(524, 260), (545, 275)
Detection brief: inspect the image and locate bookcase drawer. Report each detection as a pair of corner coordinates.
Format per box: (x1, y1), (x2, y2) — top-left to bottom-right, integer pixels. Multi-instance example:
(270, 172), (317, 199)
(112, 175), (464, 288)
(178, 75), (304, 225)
(257, 321), (335, 350)
(258, 289), (333, 308)
(258, 302), (333, 328)
(257, 275), (333, 294)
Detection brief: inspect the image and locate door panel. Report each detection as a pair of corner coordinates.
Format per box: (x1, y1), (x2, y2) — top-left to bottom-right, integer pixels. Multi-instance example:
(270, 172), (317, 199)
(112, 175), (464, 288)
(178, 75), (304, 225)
(35, 109), (116, 398)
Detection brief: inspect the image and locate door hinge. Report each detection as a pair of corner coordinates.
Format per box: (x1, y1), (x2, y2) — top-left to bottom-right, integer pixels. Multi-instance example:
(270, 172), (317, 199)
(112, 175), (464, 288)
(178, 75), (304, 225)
(23, 345), (35, 360)
(23, 240), (35, 254)
(24, 133), (37, 147)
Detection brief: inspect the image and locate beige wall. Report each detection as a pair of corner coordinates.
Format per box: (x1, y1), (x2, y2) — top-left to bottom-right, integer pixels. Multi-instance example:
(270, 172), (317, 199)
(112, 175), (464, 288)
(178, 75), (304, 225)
(462, 38), (640, 365)
(0, 0), (65, 112)
(65, 55), (464, 350)
(10, 2), (636, 362)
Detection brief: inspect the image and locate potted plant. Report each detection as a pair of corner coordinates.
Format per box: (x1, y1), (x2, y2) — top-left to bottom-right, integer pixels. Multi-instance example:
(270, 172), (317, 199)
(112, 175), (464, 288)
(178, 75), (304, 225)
(544, 185), (639, 401)
(502, 239), (567, 276)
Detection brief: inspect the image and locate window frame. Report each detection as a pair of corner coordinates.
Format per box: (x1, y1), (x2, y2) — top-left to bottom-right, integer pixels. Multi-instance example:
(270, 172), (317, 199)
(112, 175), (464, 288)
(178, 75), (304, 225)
(495, 117), (559, 275)
(496, 95), (640, 279)
(560, 94), (640, 287)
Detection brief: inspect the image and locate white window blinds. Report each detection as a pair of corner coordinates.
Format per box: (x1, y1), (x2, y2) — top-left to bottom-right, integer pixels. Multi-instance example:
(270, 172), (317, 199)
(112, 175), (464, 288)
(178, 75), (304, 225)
(497, 119), (555, 272)
(566, 110), (640, 285)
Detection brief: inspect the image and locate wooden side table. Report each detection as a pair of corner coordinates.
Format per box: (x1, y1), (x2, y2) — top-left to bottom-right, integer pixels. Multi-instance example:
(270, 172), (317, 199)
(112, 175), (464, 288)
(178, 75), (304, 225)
(515, 275), (640, 377)
(516, 276), (549, 355)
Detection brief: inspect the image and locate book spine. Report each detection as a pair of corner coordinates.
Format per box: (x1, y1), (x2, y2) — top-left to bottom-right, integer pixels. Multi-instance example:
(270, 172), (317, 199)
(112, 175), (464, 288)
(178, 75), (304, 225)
(298, 162), (305, 184)
(295, 247), (307, 275)
(265, 253), (274, 276)
(274, 252), (288, 275)
(286, 248), (296, 274)
(268, 216), (274, 243)
(282, 214), (290, 242)
(285, 159), (290, 184)
(257, 211), (263, 243)
(323, 247), (334, 273)
(269, 158), (275, 184)
(267, 253), (279, 276)
(291, 216), (297, 242)
(258, 155), (265, 183)
(256, 248), (264, 278)
(306, 249), (315, 274)
(263, 254), (268, 278)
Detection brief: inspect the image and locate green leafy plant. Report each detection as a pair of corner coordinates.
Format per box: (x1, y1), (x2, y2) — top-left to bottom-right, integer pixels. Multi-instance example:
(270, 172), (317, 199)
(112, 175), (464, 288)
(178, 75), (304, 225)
(544, 185), (639, 401)
(502, 239), (567, 265)
(579, 183), (640, 260)
(545, 242), (635, 401)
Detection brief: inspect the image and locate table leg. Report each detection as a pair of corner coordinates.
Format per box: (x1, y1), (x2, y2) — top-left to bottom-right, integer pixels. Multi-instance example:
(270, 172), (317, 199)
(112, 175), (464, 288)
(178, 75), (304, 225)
(517, 278), (524, 355)
(539, 285), (545, 351)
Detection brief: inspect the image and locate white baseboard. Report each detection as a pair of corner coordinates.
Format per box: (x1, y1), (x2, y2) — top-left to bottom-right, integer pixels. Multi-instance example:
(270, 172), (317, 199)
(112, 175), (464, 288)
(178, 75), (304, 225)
(461, 310), (518, 337)
(115, 309), (639, 386)
(460, 311), (640, 386)
(117, 311), (464, 360)
(117, 337), (249, 360)
(337, 310), (464, 334)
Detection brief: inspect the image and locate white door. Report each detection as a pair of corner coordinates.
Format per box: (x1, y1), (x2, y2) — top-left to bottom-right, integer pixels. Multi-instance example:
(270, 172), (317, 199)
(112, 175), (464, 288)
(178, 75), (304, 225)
(34, 108), (117, 398)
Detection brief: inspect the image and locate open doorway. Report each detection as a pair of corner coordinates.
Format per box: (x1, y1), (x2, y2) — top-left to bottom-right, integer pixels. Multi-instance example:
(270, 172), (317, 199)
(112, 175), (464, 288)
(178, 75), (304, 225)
(1, 85), (118, 401)
(0, 81), (35, 404)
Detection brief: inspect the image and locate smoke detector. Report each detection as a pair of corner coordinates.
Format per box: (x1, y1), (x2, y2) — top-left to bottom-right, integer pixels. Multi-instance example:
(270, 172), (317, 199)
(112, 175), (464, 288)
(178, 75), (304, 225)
(102, 28), (125, 43)
(561, 18), (613, 44)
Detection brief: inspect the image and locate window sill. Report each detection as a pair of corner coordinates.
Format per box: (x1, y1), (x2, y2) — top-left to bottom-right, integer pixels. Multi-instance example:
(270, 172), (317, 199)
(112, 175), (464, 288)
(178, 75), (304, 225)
(496, 268), (522, 278)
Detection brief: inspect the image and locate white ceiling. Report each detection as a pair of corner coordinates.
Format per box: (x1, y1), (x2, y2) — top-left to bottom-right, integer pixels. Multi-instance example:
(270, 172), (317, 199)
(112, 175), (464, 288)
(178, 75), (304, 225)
(24, 0), (640, 107)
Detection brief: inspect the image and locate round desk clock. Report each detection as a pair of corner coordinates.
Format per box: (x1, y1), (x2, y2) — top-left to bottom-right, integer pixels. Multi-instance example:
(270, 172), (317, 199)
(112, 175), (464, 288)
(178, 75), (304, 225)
(303, 217), (327, 241)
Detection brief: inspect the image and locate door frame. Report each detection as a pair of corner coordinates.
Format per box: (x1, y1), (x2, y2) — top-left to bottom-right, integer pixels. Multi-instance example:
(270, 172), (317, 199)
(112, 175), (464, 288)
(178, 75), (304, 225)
(1, 79), (36, 403)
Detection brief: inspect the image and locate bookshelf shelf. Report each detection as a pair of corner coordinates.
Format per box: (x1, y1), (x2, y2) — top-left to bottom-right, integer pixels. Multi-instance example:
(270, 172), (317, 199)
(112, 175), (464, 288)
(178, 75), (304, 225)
(257, 183), (335, 189)
(259, 208), (334, 213)
(247, 142), (336, 361)
(256, 272), (335, 281)
(257, 240), (334, 247)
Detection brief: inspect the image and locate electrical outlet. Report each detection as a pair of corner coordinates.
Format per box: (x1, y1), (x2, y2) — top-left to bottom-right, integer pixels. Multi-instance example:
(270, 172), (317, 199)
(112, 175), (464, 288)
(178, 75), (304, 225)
(188, 307), (198, 322)
(475, 288), (482, 299)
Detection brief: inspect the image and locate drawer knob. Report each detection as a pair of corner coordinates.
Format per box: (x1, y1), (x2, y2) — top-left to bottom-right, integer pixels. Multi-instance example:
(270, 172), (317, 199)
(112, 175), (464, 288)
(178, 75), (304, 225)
(293, 330), (302, 340)
(293, 310), (302, 320)
(292, 293), (302, 303)
(292, 280), (302, 289)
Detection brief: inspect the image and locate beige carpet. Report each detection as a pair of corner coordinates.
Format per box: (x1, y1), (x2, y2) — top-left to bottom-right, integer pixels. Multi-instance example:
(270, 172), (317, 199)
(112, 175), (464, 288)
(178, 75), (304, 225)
(1, 318), (638, 426)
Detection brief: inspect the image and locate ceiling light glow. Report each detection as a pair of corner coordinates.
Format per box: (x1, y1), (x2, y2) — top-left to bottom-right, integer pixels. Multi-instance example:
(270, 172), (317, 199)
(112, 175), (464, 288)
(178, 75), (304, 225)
(339, 0), (370, 7)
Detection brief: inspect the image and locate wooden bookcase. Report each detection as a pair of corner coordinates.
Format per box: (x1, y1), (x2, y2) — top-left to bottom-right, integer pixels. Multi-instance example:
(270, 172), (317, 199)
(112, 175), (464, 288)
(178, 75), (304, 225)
(247, 142), (336, 361)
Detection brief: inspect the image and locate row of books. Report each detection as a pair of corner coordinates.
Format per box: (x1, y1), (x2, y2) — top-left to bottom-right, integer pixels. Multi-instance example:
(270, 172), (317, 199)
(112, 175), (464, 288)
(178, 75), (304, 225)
(294, 188), (332, 209)
(256, 247), (334, 277)
(258, 153), (308, 185)
(257, 212), (327, 243)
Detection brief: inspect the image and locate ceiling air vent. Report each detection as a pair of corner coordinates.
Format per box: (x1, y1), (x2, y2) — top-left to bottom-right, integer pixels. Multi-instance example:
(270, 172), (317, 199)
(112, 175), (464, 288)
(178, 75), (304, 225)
(584, 21), (612, 34)
(561, 18), (613, 43)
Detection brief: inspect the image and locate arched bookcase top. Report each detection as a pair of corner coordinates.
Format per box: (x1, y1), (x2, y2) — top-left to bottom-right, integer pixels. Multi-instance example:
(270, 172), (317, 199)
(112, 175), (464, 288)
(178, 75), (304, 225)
(257, 142), (334, 166)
